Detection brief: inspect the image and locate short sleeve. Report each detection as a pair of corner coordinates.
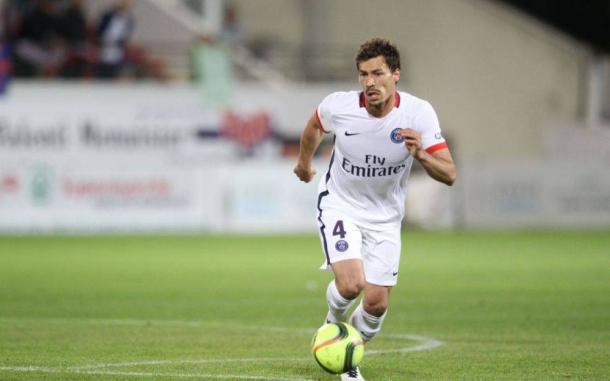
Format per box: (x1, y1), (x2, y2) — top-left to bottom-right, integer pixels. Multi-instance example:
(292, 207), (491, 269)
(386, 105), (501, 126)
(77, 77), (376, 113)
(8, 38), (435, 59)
(414, 101), (448, 154)
(316, 93), (336, 134)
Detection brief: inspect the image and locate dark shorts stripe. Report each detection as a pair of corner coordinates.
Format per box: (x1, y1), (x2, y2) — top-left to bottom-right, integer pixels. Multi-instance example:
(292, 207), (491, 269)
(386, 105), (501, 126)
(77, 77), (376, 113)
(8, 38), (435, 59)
(317, 145), (335, 265)
(317, 190), (330, 264)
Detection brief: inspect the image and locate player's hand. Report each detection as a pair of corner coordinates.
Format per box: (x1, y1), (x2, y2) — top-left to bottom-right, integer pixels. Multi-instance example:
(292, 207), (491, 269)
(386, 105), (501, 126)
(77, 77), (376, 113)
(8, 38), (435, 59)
(294, 162), (317, 183)
(400, 128), (424, 159)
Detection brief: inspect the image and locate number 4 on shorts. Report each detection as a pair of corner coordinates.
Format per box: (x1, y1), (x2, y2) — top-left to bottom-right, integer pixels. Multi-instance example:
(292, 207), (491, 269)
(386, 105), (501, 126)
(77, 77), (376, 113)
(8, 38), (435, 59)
(332, 220), (346, 239)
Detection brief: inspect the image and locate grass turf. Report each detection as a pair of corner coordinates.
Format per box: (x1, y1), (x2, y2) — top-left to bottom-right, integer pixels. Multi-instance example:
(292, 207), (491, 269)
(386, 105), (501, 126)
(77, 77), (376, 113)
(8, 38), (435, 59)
(0, 231), (608, 380)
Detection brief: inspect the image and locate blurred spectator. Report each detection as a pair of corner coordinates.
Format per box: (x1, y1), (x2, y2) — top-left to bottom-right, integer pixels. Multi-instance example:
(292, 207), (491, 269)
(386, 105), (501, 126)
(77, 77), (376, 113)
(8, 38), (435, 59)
(13, 0), (66, 77)
(219, 4), (243, 47)
(59, 0), (86, 44)
(1, 0), (164, 81)
(192, 35), (233, 105)
(58, 0), (88, 78)
(2, 0), (26, 42)
(96, 0), (134, 79)
(0, 41), (11, 95)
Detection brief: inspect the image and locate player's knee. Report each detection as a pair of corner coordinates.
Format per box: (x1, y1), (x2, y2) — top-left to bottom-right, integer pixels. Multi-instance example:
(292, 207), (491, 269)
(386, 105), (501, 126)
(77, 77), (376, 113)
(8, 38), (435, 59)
(363, 299), (388, 317)
(336, 279), (365, 300)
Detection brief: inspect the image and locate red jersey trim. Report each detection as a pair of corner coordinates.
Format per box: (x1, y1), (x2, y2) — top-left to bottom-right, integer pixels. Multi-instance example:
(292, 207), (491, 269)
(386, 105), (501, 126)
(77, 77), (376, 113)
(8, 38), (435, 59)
(315, 109), (330, 133)
(359, 92), (401, 108)
(425, 142), (448, 154)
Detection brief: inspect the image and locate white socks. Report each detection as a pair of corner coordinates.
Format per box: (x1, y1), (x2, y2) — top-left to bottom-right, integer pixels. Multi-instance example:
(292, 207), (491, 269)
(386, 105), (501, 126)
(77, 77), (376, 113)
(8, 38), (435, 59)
(349, 301), (386, 342)
(325, 281), (356, 323)
(325, 280), (387, 343)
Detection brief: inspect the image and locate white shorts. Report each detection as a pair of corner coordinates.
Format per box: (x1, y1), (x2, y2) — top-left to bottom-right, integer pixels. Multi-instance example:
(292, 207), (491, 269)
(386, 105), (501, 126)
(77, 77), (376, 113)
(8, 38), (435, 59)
(317, 210), (402, 286)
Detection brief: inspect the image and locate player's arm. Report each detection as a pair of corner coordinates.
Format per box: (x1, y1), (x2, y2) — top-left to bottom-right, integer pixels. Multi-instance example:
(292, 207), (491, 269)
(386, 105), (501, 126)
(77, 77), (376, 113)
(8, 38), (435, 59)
(294, 112), (325, 183)
(401, 128), (457, 186)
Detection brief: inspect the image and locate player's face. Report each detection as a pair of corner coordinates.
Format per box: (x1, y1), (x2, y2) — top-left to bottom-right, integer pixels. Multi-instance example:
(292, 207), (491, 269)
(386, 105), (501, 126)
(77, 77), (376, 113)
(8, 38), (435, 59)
(358, 56), (400, 107)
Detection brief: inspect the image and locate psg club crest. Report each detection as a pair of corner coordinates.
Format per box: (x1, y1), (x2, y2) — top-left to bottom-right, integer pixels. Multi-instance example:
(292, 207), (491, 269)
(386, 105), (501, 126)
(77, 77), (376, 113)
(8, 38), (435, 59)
(335, 240), (349, 252)
(390, 128), (404, 144)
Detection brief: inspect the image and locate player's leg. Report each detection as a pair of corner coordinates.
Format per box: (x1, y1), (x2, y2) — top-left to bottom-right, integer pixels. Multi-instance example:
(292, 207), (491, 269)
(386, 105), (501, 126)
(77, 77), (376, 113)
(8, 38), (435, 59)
(326, 259), (365, 323)
(349, 283), (390, 342)
(318, 213), (364, 323)
(348, 227), (400, 342)
(341, 229), (399, 381)
(331, 258), (365, 299)
(341, 286), (388, 380)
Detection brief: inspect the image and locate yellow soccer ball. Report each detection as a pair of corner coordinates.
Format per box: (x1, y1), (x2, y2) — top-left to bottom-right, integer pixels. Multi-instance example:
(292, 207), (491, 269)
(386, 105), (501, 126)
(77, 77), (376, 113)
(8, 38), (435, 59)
(311, 322), (365, 374)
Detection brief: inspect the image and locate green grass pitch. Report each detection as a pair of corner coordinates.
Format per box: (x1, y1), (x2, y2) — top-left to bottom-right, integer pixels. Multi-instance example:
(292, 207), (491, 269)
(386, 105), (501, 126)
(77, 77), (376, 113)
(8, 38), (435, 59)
(0, 231), (609, 380)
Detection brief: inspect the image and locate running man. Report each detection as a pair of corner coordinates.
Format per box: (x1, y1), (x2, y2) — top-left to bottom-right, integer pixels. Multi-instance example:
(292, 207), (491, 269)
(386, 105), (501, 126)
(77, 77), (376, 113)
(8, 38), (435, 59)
(294, 38), (456, 381)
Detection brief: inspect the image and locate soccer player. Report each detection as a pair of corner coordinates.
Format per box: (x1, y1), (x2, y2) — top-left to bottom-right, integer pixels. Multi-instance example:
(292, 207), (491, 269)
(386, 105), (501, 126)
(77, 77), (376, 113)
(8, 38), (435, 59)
(294, 38), (456, 381)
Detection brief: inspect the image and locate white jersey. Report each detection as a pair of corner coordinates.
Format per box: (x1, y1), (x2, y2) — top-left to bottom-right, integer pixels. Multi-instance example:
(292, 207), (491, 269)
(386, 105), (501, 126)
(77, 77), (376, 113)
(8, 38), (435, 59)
(316, 90), (447, 230)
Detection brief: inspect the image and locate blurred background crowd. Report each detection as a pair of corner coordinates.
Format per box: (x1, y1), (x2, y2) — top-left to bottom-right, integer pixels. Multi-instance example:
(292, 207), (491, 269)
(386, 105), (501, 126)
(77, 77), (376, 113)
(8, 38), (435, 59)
(1, 0), (166, 80)
(0, 0), (609, 233)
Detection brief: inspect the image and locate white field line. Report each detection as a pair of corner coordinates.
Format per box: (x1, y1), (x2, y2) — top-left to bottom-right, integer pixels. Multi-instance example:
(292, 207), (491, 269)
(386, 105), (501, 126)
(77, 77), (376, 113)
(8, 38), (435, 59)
(70, 333), (444, 371)
(0, 366), (316, 381)
(68, 357), (307, 371)
(0, 366), (57, 372)
(367, 333), (445, 355)
(0, 318), (445, 379)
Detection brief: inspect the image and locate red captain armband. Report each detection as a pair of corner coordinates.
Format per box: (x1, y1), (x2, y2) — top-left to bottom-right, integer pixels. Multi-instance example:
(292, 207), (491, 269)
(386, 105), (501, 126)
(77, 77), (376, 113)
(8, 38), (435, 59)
(425, 142), (449, 154)
(314, 109), (330, 133)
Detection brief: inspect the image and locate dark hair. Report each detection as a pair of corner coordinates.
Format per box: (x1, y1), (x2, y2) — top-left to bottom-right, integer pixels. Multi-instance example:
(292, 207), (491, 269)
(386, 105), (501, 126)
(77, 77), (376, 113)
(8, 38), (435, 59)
(355, 38), (401, 72)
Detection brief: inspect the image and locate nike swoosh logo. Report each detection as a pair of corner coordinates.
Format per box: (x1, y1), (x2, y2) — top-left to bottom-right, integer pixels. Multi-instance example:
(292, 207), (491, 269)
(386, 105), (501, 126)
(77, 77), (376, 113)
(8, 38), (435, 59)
(392, 271), (399, 276)
(344, 132), (360, 136)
